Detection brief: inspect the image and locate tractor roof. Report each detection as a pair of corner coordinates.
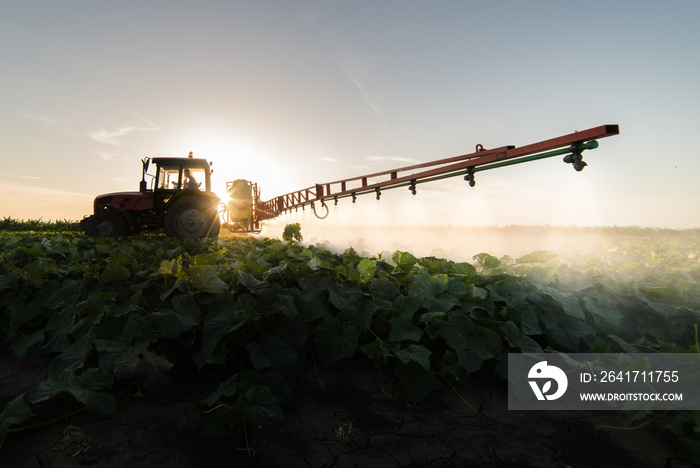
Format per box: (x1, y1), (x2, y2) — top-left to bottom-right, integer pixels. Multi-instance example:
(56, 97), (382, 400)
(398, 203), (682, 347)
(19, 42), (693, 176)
(152, 157), (210, 167)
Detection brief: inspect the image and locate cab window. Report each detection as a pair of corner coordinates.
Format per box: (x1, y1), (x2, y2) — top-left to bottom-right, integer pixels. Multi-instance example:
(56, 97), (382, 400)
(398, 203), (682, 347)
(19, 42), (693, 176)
(183, 167), (205, 190)
(157, 165), (181, 190)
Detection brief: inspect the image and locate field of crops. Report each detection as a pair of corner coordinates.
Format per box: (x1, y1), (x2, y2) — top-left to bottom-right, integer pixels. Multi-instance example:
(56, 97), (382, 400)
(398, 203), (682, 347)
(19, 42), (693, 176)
(1, 221), (699, 465)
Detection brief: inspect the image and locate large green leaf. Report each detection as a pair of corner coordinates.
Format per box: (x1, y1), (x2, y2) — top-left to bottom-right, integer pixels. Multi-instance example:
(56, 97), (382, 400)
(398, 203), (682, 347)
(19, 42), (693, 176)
(296, 281), (332, 322)
(607, 334), (642, 353)
(201, 296), (247, 359)
(247, 336), (297, 378)
(237, 370), (291, 405)
(6, 288), (47, 328)
(0, 394), (34, 436)
(328, 286), (360, 314)
(272, 292), (299, 320)
(99, 262), (131, 283)
(536, 285), (585, 320)
(246, 342), (273, 370)
(237, 271), (268, 294)
(392, 251), (418, 272)
(30, 368), (72, 403)
(243, 386), (284, 428)
(8, 330), (44, 359)
(418, 257), (451, 274)
(395, 344), (432, 371)
(581, 284), (624, 327)
(449, 262), (478, 282)
(516, 250), (558, 264)
(313, 316), (360, 367)
(473, 253), (501, 272)
(202, 375), (238, 407)
(486, 280), (528, 308)
(388, 311), (422, 343)
(194, 252), (218, 265)
(94, 338), (149, 373)
(500, 321), (543, 353)
(393, 294), (422, 316)
(409, 273), (448, 299)
(359, 337), (390, 366)
(0, 273), (18, 293)
(439, 313), (501, 374)
(120, 313), (157, 344)
(541, 310), (594, 351)
(114, 289), (144, 317)
(45, 279), (82, 310)
(67, 367), (116, 416)
(446, 277), (468, 297)
(370, 277), (401, 303)
(188, 264), (229, 293)
(156, 258), (181, 277)
(47, 332), (93, 378)
(155, 295), (201, 339)
(504, 303), (542, 336)
(22, 259), (51, 287)
(114, 351), (173, 392)
(336, 302), (374, 333)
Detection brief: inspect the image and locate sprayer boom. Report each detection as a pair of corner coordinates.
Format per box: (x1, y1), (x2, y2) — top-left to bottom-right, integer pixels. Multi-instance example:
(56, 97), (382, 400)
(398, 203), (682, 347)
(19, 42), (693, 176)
(245, 124), (619, 225)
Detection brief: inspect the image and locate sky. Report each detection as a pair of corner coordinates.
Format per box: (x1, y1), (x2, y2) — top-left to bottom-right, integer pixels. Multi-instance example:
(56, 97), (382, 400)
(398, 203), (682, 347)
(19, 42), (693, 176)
(1, 0), (699, 231)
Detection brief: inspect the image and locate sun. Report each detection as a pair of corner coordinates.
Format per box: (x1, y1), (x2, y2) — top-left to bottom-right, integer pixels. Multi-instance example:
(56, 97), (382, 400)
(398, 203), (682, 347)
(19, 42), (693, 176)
(173, 135), (279, 203)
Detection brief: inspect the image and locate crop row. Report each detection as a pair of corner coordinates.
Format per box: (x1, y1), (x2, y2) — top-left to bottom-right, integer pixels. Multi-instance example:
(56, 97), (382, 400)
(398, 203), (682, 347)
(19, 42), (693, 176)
(0, 217), (80, 232)
(0, 230), (699, 455)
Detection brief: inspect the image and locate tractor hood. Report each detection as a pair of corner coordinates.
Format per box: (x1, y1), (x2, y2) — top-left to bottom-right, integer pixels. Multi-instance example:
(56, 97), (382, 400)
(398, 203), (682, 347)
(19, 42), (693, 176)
(94, 191), (152, 211)
(94, 191), (145, 204)
(97, 191), (144, 199)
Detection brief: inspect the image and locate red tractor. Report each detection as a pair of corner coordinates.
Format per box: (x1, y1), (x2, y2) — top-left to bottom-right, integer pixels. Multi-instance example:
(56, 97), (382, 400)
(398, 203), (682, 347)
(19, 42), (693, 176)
(80, 153), (223, 238)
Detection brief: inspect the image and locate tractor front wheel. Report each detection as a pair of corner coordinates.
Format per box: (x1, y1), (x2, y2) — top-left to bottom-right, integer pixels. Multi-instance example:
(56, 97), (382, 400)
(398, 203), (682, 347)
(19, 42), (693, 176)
(163, 197), (220, 238)
(87, 210), (127, 237)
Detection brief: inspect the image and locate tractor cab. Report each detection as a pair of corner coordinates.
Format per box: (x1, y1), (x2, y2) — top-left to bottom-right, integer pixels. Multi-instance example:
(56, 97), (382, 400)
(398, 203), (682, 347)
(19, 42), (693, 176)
(82, 153), (221, 238)
(141, 154), (214, 209)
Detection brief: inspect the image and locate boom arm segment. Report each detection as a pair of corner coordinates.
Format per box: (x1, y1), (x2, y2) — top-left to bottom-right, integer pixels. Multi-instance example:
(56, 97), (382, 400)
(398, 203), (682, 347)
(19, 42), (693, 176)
(254, 124), (619, 222)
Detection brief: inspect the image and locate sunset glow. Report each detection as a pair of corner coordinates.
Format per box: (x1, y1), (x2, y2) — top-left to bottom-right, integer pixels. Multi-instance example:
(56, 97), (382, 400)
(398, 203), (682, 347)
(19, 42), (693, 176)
(1, 1), (698, 229)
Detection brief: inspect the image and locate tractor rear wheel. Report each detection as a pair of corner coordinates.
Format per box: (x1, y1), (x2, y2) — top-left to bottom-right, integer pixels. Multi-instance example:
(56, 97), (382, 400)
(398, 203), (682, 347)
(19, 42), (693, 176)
(163, 197), (220, 238)
(88, 210), (127, 237)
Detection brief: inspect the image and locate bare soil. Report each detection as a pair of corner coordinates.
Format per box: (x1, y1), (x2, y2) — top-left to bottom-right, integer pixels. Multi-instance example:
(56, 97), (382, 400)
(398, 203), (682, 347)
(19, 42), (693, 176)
(0, 355), (684, 467)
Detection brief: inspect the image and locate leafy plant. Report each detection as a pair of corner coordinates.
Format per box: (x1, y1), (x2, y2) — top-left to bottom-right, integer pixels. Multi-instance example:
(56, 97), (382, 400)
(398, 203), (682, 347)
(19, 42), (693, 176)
(282, 223), (303, 244)
(0, 217), (80, 232)
(0, 227), (698, 462)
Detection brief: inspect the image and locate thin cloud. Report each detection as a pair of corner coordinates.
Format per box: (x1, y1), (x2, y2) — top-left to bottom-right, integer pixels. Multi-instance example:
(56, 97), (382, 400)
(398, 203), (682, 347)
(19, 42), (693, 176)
(316, 156), (370, 173)
(22, 111), (80, 136)
(346, 72), (382, 121)
(93, 151), (118, 161)
(89, 125), (159, 146)
(22, 111), (61, 125)
(333, 48), (388, 132)
(0, 179), (93, 206)
(365, 155), (421, 164)
(22, 137), (46, 146)
(303, 15), (387, 129)
(89, 109), (160, 146)
(129, 108), (158, 128)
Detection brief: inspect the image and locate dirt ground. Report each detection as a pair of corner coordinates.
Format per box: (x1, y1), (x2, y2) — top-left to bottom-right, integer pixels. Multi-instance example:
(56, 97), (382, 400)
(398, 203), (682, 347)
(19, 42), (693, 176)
(0, 355), (685, 468)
